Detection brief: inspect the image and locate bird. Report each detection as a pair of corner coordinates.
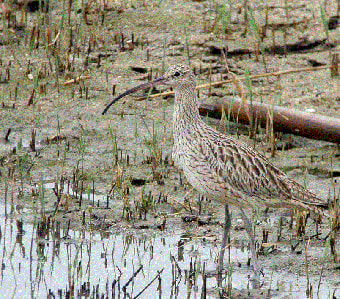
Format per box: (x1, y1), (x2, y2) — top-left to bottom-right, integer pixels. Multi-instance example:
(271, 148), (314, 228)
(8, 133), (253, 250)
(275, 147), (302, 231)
(102, 64), (329, 285)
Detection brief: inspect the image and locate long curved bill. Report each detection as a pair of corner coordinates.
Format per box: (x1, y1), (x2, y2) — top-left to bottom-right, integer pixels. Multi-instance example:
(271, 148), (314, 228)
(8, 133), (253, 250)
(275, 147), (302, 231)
(102, 76), (165, 115)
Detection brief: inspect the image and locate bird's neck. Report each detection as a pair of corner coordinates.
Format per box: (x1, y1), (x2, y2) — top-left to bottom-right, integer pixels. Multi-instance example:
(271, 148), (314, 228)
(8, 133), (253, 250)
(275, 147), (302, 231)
(173, 85), (201, 129)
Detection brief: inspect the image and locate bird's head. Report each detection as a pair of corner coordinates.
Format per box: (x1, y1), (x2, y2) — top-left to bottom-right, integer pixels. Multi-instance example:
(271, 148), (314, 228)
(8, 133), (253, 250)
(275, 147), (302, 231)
(162, 64), (196, 87)
(102, 64), (195, 115)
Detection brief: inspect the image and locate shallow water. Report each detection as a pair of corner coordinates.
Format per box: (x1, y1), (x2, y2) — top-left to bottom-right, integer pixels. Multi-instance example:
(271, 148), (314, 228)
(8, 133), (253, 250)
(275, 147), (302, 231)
(0, 202), (338, 299)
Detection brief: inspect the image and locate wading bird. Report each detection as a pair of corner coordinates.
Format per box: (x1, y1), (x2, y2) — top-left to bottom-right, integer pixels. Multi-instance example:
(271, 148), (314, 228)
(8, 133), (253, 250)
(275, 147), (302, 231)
(102, 64), (328, 285)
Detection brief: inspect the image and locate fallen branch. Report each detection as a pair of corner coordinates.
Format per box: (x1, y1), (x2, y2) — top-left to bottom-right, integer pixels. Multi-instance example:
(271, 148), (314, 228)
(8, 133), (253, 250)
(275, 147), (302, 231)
(136, 65), (333, 101)
(199, 97), (340, 144)
(130, 65), (339, 142)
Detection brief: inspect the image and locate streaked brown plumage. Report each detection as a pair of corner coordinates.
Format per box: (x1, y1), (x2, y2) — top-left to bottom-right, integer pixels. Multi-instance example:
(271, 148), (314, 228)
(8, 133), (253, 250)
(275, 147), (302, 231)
(173, 106), (327, 214)
(102, 64), (328, 282)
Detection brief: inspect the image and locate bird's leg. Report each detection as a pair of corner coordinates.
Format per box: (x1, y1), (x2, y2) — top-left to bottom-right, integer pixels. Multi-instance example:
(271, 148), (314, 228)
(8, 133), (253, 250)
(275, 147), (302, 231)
(239, 208), (260, 286)
(183, 188), (195, 201)
(217, 203), (231, 287)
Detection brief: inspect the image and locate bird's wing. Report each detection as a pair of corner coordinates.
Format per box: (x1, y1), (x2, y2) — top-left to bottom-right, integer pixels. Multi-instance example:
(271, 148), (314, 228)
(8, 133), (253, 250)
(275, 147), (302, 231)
(198, 127), (327, 212)
(202, 135), (288, 199)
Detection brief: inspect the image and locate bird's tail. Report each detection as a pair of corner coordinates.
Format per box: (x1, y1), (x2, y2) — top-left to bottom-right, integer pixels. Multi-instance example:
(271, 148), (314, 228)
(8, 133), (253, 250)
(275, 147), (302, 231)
(287, 178), (330, 218)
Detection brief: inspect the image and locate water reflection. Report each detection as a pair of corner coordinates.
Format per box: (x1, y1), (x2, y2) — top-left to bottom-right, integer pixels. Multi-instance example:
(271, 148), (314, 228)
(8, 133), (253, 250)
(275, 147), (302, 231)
(0, 205), (339, 298)
(0, 214), (211, 298)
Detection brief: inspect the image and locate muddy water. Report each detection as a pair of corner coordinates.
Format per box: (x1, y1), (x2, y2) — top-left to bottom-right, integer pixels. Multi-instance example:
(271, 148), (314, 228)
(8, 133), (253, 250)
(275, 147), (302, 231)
(1, 202), (339, 299)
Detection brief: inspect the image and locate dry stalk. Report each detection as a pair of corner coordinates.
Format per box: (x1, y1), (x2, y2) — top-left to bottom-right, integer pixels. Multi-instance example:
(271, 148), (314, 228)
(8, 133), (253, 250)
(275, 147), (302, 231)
(62, 75), (92, 86)
(304, 238), (313, 298)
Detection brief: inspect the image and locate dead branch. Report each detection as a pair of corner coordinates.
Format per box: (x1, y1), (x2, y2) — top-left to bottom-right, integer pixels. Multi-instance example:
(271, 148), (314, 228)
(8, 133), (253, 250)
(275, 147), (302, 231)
(137, 65), (333, 101)
(199, 97), (340, 144)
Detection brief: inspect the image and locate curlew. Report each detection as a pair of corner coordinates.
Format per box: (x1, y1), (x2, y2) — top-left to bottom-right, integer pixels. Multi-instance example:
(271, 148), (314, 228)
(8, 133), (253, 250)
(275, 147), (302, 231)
(102, 64), (328, 284)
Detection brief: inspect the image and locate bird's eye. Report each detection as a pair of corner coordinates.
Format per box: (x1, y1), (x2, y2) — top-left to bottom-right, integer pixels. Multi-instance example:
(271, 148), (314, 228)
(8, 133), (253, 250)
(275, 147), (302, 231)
(173, 71), (181, 77)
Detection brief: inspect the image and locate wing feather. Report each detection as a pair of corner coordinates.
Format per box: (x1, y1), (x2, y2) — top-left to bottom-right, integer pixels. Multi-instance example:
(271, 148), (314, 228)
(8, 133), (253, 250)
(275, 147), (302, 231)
(197, 126), (327, 214)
